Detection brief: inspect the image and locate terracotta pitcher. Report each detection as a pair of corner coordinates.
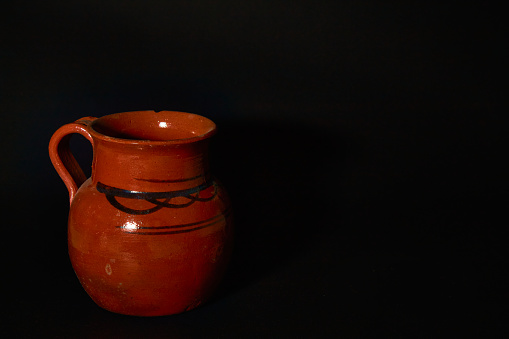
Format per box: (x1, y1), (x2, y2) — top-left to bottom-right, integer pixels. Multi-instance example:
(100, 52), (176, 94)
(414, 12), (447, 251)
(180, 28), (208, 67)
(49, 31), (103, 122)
(49, 111), (233, 316)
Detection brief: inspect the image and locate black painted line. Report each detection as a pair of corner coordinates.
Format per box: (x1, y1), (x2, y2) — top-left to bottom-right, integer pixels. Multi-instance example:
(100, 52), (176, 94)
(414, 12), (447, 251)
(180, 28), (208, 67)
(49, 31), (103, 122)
(134, 174), (204, 183)
(119, 212), (231, 235)
(106, 194), (164, 215)
(116, 208), (231, 230)
(96, 179), (214, 200)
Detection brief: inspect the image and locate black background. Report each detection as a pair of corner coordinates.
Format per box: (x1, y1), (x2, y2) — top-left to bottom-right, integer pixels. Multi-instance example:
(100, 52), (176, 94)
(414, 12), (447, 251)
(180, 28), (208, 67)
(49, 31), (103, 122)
(2, 1), (506, 337)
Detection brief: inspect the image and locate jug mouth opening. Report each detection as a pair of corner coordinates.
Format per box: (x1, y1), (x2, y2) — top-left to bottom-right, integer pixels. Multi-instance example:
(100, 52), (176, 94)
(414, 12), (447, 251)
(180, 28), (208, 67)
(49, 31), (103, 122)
(90, 111), (216, 145)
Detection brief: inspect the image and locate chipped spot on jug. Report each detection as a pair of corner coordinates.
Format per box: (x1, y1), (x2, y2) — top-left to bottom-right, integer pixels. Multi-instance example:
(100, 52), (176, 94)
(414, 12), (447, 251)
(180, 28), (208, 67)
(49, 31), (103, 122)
(185, 299), (202, 311)
(105, 263), (112, 275)
(211, 244), (223, 263)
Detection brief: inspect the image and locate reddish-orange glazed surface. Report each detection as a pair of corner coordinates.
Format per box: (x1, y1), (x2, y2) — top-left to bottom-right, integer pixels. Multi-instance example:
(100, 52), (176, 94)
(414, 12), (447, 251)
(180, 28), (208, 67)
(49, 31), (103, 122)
(49, 111), (233, 316)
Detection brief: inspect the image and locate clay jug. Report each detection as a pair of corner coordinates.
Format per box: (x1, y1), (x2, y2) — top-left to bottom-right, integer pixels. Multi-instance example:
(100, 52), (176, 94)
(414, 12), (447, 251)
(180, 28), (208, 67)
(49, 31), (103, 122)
(49, 111), (233, 316)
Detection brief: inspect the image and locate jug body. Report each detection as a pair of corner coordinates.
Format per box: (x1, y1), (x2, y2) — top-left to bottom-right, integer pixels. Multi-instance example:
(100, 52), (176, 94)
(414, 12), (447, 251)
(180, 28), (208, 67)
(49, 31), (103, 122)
(49, 111), (233, 316)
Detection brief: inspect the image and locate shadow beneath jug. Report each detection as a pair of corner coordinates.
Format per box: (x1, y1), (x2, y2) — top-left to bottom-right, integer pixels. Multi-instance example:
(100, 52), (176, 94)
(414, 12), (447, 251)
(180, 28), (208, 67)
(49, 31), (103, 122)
(209, 119), (349, 299)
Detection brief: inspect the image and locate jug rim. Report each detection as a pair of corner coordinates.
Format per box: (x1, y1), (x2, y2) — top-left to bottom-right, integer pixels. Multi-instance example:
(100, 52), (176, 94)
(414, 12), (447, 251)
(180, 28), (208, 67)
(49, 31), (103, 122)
(88, 110), (217, 145)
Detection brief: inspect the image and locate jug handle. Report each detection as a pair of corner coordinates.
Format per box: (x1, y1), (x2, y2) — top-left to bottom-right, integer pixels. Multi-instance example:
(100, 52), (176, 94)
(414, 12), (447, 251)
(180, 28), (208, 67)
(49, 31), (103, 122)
(49, 117), (97, 205)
